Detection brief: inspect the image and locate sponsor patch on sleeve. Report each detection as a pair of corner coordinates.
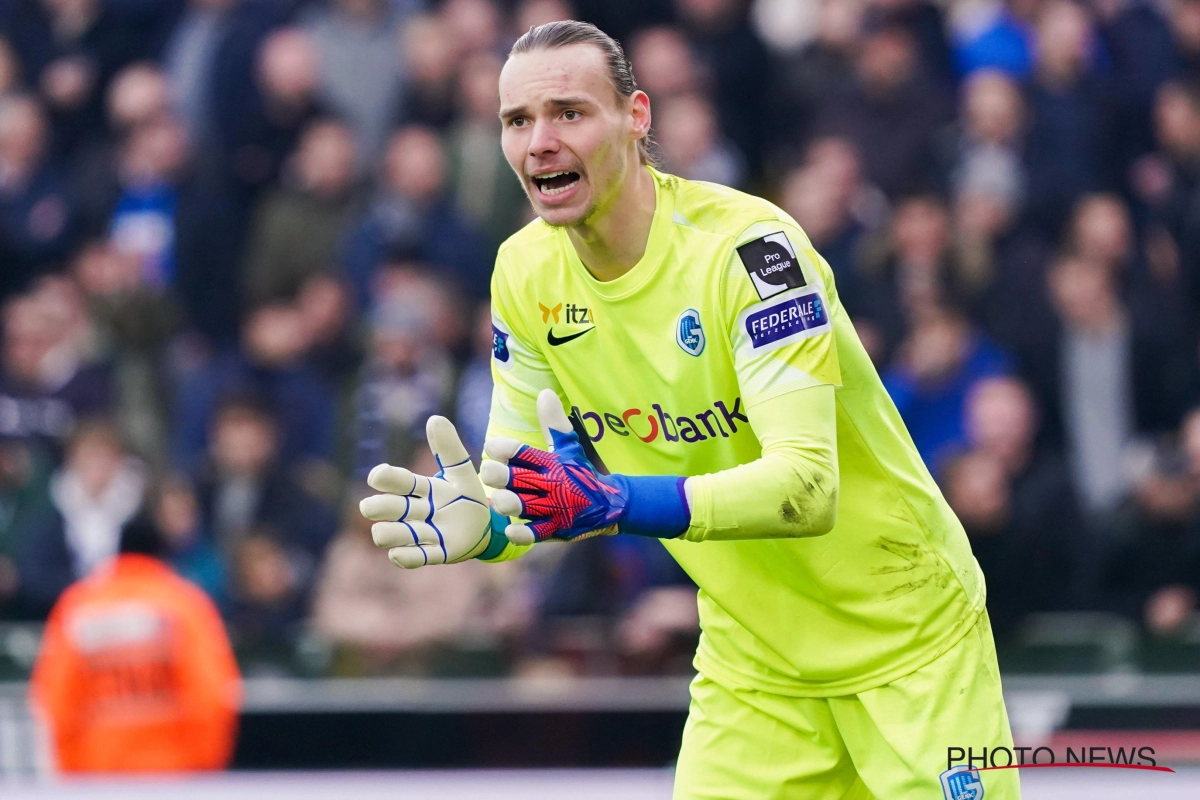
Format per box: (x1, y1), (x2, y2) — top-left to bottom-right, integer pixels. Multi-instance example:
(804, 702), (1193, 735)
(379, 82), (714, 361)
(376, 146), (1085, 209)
(737, 231), (807, 299)
(738, 287), (831, 352)
(491, 314), (517, 370)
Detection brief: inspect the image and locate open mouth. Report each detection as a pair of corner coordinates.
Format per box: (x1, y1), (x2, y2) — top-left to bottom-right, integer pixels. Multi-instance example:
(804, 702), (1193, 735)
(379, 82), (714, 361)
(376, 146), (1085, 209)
(531, 170), (580, 197)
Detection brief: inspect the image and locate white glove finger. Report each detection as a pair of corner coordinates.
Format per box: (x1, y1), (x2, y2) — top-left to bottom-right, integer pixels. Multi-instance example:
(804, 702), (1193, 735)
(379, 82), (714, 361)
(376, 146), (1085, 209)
(389, 545), (434, 569)
(490, 488), (524, 517)
(478, 460), (510, 489)
(372, 520), (443, 548)
(427, 416), (480, 494)
(505, 523), (536, 546)
(483, 437), (523, 463)
(366, 464), (424, 496)
(359, 493), (433, 523)
(536, 388), (572, 447)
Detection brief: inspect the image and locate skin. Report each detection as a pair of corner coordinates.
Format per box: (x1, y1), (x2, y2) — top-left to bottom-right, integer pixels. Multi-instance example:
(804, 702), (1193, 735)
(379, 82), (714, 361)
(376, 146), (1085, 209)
(499, 43), (655, 282)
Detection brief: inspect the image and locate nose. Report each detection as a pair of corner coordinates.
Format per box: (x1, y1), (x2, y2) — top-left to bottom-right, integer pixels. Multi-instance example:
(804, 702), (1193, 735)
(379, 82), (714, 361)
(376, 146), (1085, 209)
(527, 117), (560, 158)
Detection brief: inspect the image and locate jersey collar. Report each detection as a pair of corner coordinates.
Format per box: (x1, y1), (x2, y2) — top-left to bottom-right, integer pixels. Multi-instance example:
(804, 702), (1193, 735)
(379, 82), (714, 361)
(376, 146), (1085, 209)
(561, 166), (675, 301)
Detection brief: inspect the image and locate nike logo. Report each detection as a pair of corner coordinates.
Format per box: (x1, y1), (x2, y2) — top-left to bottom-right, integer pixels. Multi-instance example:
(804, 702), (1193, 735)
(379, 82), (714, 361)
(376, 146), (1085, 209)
(547, 327), (594, 346)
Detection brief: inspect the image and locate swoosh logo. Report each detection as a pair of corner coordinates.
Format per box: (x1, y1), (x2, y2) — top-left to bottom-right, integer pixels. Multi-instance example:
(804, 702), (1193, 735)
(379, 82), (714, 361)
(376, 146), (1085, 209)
(547, 326), (594, 346)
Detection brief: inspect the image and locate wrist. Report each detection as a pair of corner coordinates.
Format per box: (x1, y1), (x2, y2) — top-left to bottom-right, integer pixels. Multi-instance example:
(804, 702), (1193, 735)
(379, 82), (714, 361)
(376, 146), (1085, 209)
(476, 507), (512, 560)
(611, 475), (690, 538)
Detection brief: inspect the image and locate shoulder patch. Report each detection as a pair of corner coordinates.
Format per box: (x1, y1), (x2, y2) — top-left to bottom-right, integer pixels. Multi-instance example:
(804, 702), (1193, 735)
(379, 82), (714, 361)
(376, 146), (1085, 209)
(737, 232), (806, 300)
(736, 286), (831, 354)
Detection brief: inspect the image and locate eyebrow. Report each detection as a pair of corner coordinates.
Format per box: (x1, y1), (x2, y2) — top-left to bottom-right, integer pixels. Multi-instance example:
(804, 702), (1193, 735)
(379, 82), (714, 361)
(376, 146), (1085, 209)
(499, 96), (593, 121)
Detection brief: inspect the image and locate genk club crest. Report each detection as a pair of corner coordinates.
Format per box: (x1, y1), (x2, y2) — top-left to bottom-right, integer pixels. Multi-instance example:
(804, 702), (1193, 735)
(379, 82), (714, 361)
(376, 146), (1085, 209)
(676, 308), (705, 356)
(940, 765), (984, 800)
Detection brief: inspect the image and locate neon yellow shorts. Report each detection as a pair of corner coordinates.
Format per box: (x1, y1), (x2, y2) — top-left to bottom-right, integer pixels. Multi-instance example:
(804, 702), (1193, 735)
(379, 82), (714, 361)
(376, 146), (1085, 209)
(673, 612), (1021, 799)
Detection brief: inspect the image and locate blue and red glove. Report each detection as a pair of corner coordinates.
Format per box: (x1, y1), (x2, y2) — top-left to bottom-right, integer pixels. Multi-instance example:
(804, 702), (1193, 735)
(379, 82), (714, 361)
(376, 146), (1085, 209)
(480, 390), (691, 544)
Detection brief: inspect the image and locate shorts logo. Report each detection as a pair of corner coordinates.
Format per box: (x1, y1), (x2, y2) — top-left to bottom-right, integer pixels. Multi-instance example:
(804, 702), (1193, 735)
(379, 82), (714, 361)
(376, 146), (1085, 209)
(491, 325), (511, 363)
(743, 288), (829, 350)
(676, 308), (705, 356)
(940, 766), (984, 800)
(737, 232), (807, 299)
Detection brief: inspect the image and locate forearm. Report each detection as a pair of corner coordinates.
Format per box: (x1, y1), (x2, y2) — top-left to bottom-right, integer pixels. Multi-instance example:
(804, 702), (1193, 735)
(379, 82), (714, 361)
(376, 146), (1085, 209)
(683, 384), (839, 542)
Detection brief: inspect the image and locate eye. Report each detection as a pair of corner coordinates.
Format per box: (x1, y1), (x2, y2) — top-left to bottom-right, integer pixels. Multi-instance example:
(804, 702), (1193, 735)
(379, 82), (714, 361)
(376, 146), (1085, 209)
(562, 109), (581, 121)
(509, 117), (527, 128)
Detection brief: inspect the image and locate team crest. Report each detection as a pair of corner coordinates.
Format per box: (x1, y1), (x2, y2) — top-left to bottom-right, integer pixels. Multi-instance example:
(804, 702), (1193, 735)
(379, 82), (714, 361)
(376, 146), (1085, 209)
(940, 766), (984, 800)
(676, 309), (705, 356)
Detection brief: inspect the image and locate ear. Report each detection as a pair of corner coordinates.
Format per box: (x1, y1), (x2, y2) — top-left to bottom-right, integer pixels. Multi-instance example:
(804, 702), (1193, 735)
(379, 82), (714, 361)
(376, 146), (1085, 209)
(629, 89), (651, 145)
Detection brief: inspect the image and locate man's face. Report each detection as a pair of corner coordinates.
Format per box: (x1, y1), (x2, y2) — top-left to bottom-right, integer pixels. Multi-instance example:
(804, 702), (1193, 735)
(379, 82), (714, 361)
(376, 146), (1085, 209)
(499, 44), (645, 227)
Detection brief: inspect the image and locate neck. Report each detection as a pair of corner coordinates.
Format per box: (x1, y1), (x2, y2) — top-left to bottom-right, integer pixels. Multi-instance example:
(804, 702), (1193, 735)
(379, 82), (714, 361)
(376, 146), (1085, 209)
(566, 163), (657, 283)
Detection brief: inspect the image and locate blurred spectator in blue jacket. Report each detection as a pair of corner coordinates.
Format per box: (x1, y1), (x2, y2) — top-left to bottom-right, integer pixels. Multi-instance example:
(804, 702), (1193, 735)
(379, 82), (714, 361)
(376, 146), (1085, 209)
(243, 118), (362, 305)
(0, 95), (78, 298)
(344, 125), (491, 308)
(173, 302), (336, 471)
(396, 14), (458, 130)
(951, 0), (1038, 78)
(16, 419), (145, 617)
(883, 306), (1013, 470)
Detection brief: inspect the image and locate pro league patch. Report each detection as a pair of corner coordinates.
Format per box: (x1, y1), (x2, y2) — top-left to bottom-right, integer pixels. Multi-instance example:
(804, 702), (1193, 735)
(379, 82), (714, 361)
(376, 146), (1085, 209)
(737, 232), (807, 300)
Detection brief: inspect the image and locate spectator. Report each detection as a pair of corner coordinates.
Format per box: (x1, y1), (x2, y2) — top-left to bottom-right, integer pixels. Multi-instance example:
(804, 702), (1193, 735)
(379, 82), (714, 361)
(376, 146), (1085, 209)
(313, 488), (521, 675)
(73, 239), (182, 465)
(1170, 0), (1200, 80)
(172, 303), (337, 470)
(817, 22), (952, 197)
(440, 0), (502, 58)
(344, 125), (491, 308)
(1145, 81), (1200, 312)
(150, 474), (225, 608)
(243, 118), (362, 305)
(219, 28), (326, 206)
(674, 0), (772, 171)
(0, 95), (78, 298)
(514, 0), (577, 34)
(455, 302), (495, 462)
(0, 285), (111, 449)
(302, 0), (407, 163)
(882, 307), (1013, 469)
(29, 514), (240, 772)
(17, 420), (146, 617)
(0, 35), (20, 98)
(396, 14), (458, 130)
(352, 272), (456, 476)
(942, 376), (1079, 634)
(629, 26), (702, 103)
(1023, 0), (1116, 237)
(769, 0), (863, 157)
(950, 0), (1038, 78)
(444, 52), (528, 252)
(0, 434), (52, 618)
(190, 396), (335, 645)
(655, 92), (746, 188)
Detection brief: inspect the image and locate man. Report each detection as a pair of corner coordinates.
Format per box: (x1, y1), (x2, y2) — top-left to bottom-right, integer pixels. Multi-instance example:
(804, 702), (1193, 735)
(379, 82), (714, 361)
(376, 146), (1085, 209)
(360, 20), (1018, 800)
(29, 515), (240, 772)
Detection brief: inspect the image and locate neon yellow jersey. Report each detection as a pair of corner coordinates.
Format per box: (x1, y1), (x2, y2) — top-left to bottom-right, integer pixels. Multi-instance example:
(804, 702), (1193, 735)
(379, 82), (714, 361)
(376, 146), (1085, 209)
(487, 168), (985, 696)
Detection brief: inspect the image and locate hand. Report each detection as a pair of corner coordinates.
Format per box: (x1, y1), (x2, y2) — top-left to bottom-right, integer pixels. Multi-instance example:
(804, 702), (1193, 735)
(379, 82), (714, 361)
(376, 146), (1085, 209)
(480, 389), (626, 545)
(360, 416), (492, 568)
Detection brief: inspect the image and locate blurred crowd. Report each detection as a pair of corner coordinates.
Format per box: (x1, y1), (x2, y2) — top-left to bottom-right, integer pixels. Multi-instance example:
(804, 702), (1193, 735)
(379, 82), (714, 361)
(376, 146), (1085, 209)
(2, 0), (1200, 678)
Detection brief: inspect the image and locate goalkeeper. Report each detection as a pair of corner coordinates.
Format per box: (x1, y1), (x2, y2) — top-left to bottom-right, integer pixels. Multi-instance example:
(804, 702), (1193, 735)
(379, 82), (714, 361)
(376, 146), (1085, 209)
(360, 20), (1019, 800)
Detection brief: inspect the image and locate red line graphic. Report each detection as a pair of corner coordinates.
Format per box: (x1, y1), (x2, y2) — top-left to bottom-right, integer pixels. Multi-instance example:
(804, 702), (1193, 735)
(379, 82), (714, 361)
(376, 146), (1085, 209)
(977, 763), (1175, 773)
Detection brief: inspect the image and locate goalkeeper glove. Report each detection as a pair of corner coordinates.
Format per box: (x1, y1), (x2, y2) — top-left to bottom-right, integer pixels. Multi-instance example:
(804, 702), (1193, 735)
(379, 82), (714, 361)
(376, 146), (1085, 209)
(480, 389), (691, 545)
(359, 415), (509, 568)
